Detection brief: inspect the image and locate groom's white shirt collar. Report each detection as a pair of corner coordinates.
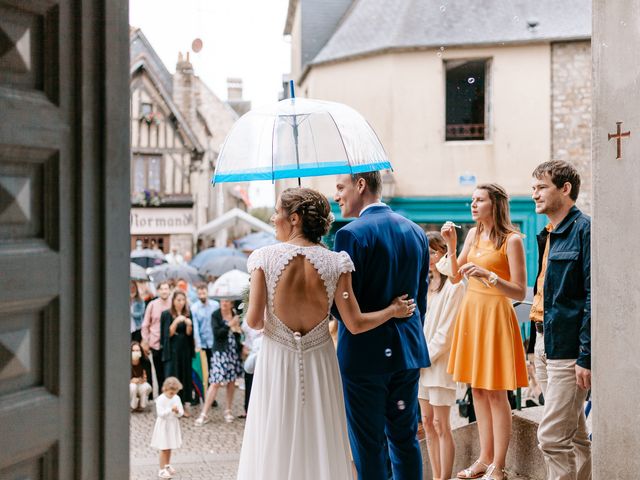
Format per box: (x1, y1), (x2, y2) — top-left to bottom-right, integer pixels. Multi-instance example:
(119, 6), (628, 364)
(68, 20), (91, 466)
(359, 201), (387, 216)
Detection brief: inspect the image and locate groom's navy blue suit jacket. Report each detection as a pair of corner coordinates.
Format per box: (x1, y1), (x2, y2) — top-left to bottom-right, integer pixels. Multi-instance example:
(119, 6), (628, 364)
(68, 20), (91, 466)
(333, 205), (431, 376)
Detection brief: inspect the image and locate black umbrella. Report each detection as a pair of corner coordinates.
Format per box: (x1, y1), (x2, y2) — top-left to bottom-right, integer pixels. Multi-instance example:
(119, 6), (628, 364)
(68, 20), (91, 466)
(131, 248), (167, 269)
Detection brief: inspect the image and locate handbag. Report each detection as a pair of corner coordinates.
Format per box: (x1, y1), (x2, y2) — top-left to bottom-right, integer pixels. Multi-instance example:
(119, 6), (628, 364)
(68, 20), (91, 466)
(457, 387), (473, 418)
(435, 253), (455, 277)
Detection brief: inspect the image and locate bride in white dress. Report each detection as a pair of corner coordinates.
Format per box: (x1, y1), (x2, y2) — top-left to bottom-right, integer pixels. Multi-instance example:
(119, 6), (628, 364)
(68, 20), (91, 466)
(237, 188), (416, 480)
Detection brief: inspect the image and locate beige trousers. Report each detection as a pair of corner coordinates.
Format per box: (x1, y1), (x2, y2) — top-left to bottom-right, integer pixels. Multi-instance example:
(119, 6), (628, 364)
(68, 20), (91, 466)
(130, 382), (152, 409)
(534, 332), (591, 480)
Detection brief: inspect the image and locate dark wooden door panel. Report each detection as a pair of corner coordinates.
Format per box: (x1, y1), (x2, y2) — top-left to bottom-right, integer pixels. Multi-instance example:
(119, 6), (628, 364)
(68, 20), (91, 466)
(0, 0), (130, 478)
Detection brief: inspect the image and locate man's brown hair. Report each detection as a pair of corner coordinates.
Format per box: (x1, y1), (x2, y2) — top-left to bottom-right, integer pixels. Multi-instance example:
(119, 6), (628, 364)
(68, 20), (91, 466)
(532, 160), (581, 202)
(351, 171), (382, 196)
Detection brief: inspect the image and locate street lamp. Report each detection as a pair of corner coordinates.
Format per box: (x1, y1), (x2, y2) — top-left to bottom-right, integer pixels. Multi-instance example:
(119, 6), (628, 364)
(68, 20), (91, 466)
(381, 171), (396, 200)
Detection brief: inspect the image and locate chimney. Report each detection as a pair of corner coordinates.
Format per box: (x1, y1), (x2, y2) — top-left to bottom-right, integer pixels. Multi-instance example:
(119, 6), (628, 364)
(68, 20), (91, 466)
(173, 51), (196, 125)
(176, 51), (193, 75)
(227, 77), (243, 101)
(226, 77), (251, 117)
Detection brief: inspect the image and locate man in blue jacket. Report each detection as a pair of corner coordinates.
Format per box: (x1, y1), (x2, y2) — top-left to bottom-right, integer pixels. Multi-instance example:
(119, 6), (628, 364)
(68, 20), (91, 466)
(333, 171), (430, 480)
(530, 160), (591, 480)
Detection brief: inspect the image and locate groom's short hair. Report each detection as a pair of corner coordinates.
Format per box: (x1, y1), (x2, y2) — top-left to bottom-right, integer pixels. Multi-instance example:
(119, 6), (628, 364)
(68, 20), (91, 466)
(351, 171), (382, 196)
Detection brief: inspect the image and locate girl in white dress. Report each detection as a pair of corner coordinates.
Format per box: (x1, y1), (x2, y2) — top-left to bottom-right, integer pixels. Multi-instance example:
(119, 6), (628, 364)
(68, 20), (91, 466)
(418, 232), (466, 480)
(237, 188), (417, 480)
(150, 377), (184, 479)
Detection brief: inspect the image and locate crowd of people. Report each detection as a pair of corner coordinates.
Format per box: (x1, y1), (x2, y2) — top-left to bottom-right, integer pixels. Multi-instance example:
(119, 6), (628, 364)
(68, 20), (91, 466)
(133, 160), (591, 480)
(129, 270), (263, 477)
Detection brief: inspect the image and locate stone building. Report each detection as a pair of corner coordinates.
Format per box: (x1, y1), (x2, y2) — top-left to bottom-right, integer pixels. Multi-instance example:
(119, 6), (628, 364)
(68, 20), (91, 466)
(551, 41), (592, 212)
(283, 0), (592, 281)
(129, 28), (250, 254)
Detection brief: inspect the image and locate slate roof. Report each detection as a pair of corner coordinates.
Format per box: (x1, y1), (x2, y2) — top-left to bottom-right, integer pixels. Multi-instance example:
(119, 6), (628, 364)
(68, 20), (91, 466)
(312, 0), (591, 65)
(130, 28), (174, 96)
(129, 28), (204, 155)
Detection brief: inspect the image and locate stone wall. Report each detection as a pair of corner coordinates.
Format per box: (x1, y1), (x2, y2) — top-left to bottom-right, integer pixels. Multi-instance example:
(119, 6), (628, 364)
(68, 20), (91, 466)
(551, 40), (592, 213)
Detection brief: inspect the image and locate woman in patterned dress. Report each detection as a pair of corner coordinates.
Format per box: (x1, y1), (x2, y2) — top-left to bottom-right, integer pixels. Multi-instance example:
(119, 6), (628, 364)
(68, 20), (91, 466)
(195, 299), (244, 424)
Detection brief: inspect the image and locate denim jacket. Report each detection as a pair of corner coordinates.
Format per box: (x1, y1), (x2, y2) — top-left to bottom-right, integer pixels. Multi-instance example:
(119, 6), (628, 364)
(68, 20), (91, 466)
(534, 206), (591, 369)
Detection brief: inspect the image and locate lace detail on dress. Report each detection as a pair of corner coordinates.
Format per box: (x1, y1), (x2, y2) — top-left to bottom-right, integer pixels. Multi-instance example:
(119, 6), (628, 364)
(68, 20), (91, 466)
(253, 243), (356, 404)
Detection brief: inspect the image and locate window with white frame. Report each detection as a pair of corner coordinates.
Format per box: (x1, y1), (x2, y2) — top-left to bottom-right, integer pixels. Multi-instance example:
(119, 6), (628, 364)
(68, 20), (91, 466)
(132, 155), (162, 194)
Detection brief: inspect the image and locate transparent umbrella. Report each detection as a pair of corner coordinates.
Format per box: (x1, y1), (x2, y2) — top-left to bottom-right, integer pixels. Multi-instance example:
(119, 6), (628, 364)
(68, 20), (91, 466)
(130, 262), (148, 281)
(191, 247), (247, 269)
(212, 95), (391, 185)
(198, 256), (248, 278)
(148, 263), (202, 284)
(208, 269), (250, 301)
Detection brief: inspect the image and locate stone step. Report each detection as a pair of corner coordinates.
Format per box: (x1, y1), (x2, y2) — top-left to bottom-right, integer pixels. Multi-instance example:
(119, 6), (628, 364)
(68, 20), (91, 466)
(420, 406), (545, 480)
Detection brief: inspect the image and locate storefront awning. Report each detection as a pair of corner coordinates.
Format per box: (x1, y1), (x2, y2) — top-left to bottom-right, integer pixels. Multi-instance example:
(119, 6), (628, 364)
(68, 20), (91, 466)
(197, 208), (274, 237)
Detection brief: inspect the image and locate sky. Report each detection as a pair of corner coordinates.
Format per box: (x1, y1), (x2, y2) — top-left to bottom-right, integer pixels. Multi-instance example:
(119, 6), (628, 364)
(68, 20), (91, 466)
(129, 0), (290, 207)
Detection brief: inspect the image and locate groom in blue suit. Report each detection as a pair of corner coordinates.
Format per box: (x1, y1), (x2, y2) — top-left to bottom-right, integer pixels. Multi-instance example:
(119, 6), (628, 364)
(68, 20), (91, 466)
(332, 172), (430, 480)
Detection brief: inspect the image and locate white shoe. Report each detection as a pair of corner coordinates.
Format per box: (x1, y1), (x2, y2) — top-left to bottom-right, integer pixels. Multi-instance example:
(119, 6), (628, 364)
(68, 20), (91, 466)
(194, 414), (209, 426)
(164, 464), (176, 475)
(224, 409), (234, 423)
(158, 467), (172, 478)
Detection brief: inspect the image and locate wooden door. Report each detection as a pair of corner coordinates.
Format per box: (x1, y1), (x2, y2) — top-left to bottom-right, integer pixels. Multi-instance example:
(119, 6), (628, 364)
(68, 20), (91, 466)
(0, 0), (129, 478)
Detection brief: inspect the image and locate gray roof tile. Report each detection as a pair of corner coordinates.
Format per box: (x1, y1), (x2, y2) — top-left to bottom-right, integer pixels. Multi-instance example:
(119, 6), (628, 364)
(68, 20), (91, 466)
(312, 0), (591, 65)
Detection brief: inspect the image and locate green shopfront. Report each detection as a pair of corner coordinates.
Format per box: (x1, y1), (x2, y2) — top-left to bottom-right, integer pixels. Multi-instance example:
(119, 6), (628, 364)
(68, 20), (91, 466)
(328, 197), (547, 287)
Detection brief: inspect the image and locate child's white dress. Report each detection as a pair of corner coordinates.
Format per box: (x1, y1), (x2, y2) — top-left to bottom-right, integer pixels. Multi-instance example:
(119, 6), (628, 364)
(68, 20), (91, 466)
(150, 393), (184, 450)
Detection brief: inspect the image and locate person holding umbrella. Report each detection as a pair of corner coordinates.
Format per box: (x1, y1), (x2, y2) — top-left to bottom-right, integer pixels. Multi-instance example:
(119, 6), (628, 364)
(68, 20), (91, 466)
(195, 299), (244, 425)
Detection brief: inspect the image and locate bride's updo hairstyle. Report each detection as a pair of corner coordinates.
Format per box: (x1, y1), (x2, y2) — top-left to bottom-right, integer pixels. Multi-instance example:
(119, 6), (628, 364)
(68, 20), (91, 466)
(280, 188), (333, 244)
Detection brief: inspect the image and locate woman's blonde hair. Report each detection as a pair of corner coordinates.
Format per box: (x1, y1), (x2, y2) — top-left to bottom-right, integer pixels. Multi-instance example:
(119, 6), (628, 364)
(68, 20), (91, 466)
(162, 376), (183, 393)
(474, 183), (520, 249)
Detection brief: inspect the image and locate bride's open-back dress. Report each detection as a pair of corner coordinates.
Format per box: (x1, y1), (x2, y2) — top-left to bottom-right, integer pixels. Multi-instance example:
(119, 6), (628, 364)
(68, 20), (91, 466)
(237, 243), (355, 480)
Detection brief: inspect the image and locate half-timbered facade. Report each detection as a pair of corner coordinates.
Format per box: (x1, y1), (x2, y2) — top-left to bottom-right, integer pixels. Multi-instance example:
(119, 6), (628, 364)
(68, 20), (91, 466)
(129, 28), (248, 255)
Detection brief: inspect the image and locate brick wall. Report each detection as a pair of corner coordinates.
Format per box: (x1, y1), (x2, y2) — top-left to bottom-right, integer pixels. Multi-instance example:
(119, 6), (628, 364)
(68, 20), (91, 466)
(551, 40), (592, 213)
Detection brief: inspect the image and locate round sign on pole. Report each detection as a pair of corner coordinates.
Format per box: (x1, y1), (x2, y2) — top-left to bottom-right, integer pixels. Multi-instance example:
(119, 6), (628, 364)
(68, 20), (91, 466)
(192, 38), (203, 53)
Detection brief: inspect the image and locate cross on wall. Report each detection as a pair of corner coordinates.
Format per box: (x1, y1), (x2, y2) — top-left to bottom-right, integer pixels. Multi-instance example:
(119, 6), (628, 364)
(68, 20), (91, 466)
(608, 121), (631, 159)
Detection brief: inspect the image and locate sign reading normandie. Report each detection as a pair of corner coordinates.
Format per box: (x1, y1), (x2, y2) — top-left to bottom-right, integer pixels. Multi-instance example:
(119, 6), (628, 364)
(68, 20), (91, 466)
(130, 208), (195, 234)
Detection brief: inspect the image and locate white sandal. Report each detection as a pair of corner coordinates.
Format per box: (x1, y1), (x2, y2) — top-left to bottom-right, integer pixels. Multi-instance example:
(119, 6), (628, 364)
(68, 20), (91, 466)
(223, 409), (234, 423)
(194, 414), (209, 426)
(457, 460), (489, 479)
(481, 464), (508, 480)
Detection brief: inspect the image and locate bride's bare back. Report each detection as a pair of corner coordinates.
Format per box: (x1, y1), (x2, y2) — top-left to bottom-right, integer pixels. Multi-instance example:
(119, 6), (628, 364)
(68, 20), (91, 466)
(273, 255), (329, 335)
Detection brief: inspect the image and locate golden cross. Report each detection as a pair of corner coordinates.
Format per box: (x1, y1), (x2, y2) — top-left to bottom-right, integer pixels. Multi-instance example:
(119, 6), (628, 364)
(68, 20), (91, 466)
(608, 121), (631, 159)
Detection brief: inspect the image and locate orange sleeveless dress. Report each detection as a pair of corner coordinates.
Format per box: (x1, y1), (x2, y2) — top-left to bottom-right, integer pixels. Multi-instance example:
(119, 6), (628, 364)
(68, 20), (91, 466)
(446, 235), (528, 390)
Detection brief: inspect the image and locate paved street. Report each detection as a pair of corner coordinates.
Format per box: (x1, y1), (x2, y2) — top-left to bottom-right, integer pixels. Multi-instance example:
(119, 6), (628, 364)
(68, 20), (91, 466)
(130, 387), (246, 480)
(130, 385), (535, 480)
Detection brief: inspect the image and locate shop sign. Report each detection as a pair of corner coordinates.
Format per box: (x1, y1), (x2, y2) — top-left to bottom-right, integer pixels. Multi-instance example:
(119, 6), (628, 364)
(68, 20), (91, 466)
(130, 208), (194, 234)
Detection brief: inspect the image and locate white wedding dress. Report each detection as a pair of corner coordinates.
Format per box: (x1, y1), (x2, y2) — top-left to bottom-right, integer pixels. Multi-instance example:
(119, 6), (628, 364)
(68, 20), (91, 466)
(237, 243), (354, 480)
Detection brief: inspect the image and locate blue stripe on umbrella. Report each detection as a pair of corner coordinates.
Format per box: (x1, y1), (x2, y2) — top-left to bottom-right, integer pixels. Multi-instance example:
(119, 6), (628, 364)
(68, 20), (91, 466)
(212, 160), (392, 183)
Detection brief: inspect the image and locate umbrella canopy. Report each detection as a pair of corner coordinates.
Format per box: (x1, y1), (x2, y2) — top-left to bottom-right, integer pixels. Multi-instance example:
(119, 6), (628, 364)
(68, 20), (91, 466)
(148, 263), (202, 284)
(212, 97), (391, 184)
(233, 231), (279, 252)
(190, 247), (247, 269)
(208, 269), (250, 301)
(198, 255), (248, 278)
(131, 248), (167, 268)
(130, 262), (148, 281)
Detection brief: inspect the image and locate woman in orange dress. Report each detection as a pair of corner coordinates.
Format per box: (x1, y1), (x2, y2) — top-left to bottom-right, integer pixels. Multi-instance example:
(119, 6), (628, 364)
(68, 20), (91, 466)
(442, 183), (528, 480)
